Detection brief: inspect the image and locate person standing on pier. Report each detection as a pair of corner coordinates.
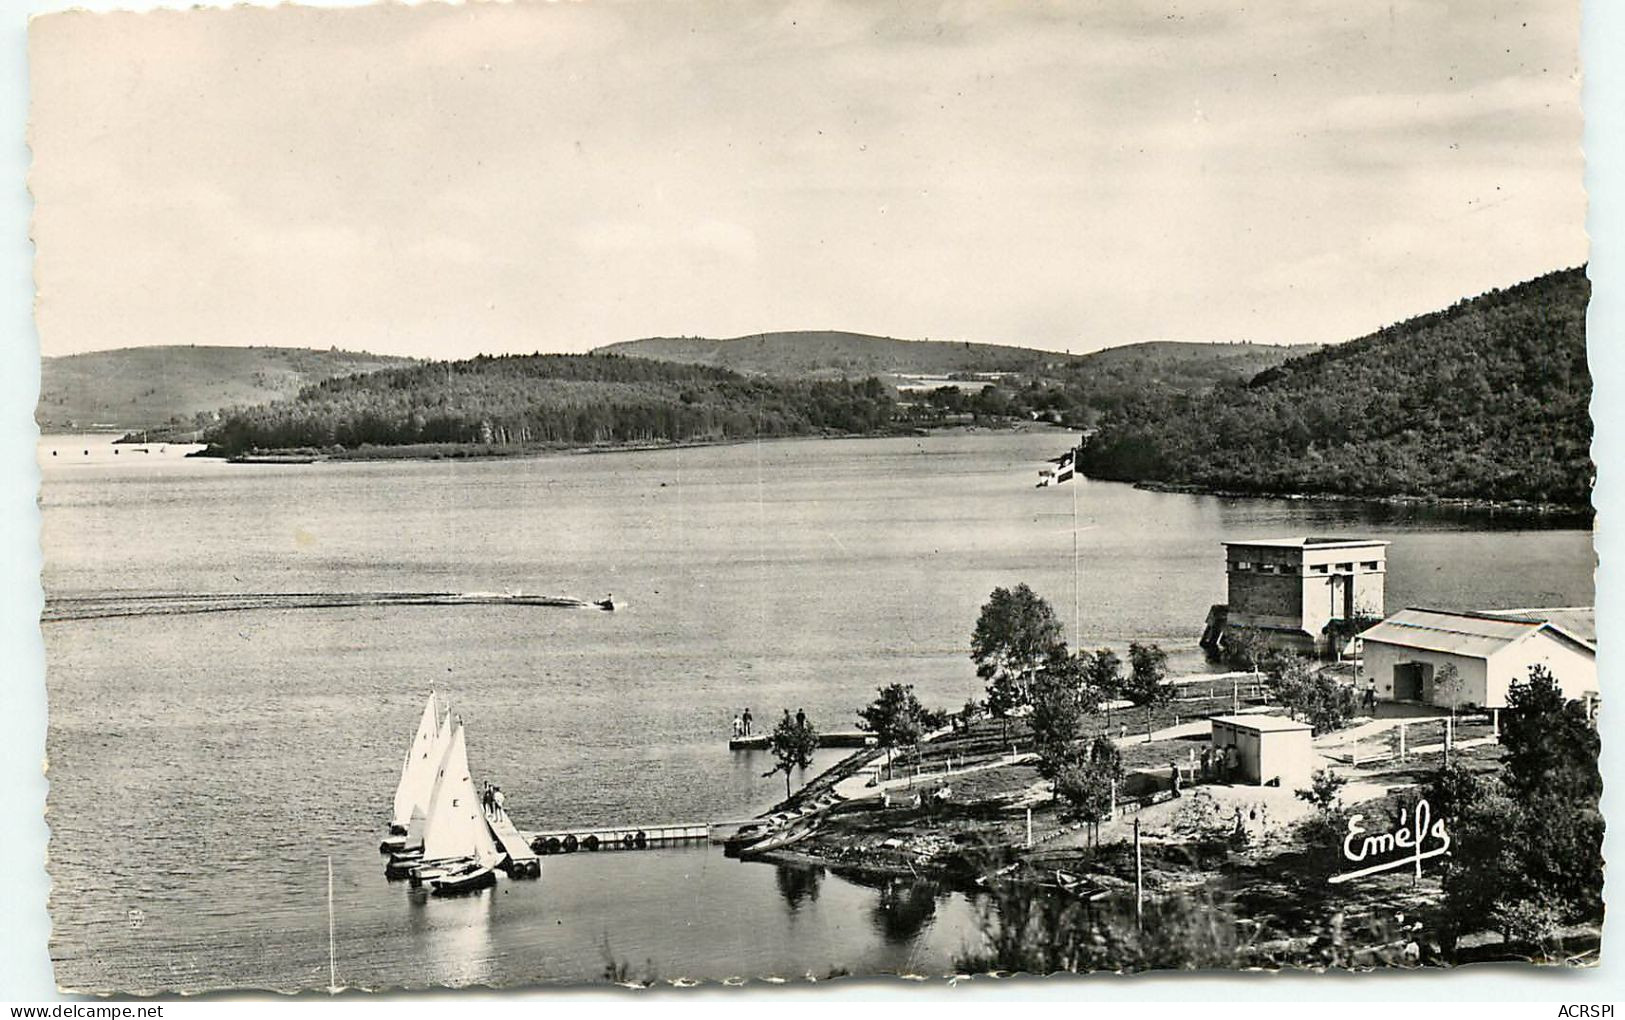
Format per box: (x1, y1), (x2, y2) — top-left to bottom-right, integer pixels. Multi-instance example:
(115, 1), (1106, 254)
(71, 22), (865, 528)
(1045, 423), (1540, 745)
(732, 714), (742, 739)
(795, 707), (806, 729)
(493, 786), (506, 820)
(742, 708), (753, 736)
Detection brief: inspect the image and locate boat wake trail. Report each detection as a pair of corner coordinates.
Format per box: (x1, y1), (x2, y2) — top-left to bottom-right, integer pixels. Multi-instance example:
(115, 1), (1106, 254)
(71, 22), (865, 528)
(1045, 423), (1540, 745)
(42, 591), (597, 622)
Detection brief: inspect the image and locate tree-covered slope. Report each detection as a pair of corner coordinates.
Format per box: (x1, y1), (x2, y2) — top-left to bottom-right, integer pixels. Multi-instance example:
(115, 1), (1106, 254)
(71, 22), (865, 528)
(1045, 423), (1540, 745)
(201, 353), (897, 453)
(594, 330), (1077, 377)
(1079, 268), (1592, 507)
(37, 345), (415, 433)
(596, 331), (1312, 387)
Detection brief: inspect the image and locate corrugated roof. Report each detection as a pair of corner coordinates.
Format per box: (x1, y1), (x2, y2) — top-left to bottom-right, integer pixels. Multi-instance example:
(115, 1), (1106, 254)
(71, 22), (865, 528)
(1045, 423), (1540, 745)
(1210, 714), (1312, 733)
(1359, 607), (1542, 659)
(1477, 607), (1596, 647)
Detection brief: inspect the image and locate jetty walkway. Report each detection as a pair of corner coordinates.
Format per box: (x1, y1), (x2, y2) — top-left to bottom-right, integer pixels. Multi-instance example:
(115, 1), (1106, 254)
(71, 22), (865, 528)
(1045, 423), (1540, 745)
(486, 810), (542, 877)
(728, 730), (876, 751)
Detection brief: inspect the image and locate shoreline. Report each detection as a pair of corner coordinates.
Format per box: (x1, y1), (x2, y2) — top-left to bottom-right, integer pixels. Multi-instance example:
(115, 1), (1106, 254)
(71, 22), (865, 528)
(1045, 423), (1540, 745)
(183, 428), (1592, 520)
(190, 420), (1071, 464)
(1128, 478), (1593, 520)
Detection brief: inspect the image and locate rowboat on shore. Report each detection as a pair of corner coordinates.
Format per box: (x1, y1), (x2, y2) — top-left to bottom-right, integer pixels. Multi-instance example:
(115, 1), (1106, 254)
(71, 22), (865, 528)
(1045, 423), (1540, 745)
(737, 823), (816, 860)
(1054, 869), (1108, 901)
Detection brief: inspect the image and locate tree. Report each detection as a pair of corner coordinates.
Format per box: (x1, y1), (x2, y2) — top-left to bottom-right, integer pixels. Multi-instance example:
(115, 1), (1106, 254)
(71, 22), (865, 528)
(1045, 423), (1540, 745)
(1499, 664), (1598, 800)
(1434, 662), (1464, 762)
(1027, 653), (1095, 784)
(1123, 642), (1172, 742)
(959, 697), (980, 731)
(1435, 664), (1602, 956)
(1083, 648), (1123, 726)
(971, 584), (1067, 741)
(856, 683), (925, 780)
(1268, 657), (1356, 735)
(1294, 767), (1347, 813)
(1219, 626), (1271, 711)
(1055, 735), (1126, 845)
(765, 711), (820, 799)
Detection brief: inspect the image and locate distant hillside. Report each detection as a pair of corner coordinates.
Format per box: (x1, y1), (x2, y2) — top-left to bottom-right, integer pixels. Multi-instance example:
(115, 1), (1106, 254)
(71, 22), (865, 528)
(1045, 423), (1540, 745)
(596, 331), (1316, 428)
(201, 354), (896, 454)
(1070, 340), (1321, 387)
(37, 345), (415, 433)
(1080, 267), (1592, 508)
(594, 330), (1077, 377)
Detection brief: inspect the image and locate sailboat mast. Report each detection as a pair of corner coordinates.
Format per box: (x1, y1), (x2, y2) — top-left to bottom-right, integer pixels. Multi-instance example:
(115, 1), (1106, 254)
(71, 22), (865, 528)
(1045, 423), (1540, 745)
(327, 855), (338, 994)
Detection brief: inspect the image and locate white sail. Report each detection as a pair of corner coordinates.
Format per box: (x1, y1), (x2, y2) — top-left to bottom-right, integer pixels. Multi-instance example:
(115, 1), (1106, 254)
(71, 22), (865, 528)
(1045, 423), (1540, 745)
(421, 722), (503, 868)
(391, 692), (444, 831)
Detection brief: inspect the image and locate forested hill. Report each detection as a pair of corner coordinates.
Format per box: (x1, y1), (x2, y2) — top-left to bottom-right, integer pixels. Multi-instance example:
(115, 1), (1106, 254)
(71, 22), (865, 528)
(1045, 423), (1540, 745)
(1079, 267), (1592, 508)
(594, 330), (1312, 386)
(200, 354), (897, 454)
(37, 345), (414, 433)
(595, 330), (1075, 377)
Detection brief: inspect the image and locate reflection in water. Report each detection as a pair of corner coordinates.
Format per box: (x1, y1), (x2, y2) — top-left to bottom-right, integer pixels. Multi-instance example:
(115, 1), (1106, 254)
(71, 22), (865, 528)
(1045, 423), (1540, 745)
(415, 882), (496, 987)
(773, 862), (823, 912)
(869, 877), (941, 945)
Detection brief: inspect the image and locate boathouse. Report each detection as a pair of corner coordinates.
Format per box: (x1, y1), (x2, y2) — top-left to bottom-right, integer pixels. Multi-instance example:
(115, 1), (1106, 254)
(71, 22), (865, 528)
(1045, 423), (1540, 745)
(1220, 537), (1389, 655)
(1357, 607), (1597, 710)
(1209, 715), (1315, 788)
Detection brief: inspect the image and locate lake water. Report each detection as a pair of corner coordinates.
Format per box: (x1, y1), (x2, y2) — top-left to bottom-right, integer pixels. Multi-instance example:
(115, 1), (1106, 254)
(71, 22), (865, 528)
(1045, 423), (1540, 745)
(39, 431), (1594, 991)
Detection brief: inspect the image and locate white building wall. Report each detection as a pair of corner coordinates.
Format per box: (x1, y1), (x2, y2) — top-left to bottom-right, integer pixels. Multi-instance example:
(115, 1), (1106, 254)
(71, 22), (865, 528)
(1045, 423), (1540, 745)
(1485, 631), (1598, 707)
(1362, 641), (1489, 706)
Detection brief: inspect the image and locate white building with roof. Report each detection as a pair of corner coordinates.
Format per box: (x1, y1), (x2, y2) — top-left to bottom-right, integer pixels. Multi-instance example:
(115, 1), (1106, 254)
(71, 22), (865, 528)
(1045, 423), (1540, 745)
(1209, 715), (1315, 788)
(1358, 607), (1597, 709)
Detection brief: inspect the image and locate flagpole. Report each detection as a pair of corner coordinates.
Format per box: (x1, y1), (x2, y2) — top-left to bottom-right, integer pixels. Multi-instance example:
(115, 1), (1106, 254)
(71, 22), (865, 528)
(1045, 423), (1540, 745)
(1072, 456), (1080, 648)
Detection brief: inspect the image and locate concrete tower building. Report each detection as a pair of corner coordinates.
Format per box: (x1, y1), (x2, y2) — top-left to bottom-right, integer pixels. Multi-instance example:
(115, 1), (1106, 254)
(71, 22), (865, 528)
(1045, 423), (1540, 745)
(1221, 537), (1389, 655)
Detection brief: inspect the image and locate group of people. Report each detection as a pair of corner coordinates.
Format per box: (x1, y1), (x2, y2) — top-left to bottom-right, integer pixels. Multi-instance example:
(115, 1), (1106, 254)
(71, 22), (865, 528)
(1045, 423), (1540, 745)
(729, 707), (812, 739)
(1169, 743), (1244, 795)
(480, 781), (506, 820)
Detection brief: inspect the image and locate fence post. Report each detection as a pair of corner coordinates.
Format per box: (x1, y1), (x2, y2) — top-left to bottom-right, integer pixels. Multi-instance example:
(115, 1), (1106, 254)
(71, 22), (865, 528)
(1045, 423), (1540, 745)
(1134, 818), (1144, 924)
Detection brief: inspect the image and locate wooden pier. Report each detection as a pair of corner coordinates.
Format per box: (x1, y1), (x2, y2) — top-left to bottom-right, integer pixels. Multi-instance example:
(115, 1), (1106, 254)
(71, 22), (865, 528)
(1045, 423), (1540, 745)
(728, 730), (875, 751)
(486, 811), (541, 878)
(522, 821), (736, 854)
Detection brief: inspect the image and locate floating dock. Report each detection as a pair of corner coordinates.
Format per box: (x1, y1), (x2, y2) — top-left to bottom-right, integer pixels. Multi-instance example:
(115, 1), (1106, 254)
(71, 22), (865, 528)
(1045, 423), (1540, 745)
(486, 811), (542, 878)
(727, 730), (875, 751)
(522, 821), (733, 854)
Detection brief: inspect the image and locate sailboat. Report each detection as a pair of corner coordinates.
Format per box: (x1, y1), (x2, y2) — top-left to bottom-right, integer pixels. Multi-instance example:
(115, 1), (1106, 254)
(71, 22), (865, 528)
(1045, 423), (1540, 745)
(380, 692), (448, 855)
(409, 721), (507, 896)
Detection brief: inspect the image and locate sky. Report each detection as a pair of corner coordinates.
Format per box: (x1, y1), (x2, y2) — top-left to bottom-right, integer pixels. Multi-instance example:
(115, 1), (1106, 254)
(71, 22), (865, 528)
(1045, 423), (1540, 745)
(27, 0), (1587, 359)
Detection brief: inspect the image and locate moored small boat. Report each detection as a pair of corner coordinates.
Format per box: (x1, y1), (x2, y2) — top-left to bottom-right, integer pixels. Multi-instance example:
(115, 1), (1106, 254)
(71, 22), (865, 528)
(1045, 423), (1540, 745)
(385, 691), (450, 866)
(384, 849), (426, 881)
(406, 720), (507, 891)
(429, 860), (498, 896)
(738, 823), (815, 860)
(721, 822), (772, 858)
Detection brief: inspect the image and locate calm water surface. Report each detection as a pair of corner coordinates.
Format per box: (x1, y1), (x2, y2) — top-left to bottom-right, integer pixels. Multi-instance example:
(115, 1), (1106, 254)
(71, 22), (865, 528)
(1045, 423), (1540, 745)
(40, 432), (1593, 991)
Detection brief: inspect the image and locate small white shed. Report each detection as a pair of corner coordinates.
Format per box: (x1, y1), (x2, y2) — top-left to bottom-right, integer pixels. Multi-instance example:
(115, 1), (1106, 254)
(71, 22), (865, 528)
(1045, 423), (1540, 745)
(1210, 715), (1315, 788)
